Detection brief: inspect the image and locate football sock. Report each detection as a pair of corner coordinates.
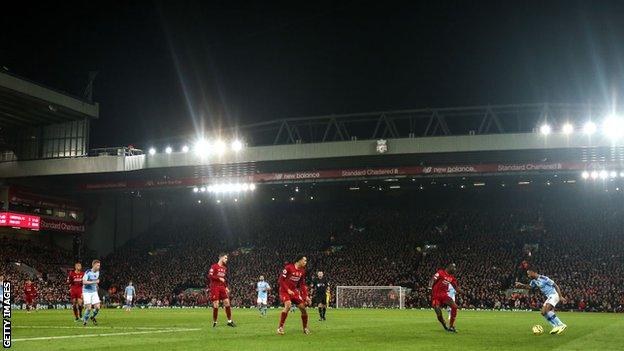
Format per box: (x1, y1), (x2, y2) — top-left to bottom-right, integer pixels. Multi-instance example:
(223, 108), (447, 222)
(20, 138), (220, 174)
(73, 305), (79, 318)
(212, 307), (219, 322)
(279, 311), (288, 327)
(318, 307), (322, 318)
(322, 307), (326, 319)
(79, 305), (83, 317)
(553, 316), (564, 326)
(544, 311), (558, 327)
(436, 313), (447, 328)
(92, 308), (99, 318)
(83, 309), (90, 322)
(545, 311), (554, 326)
(225, 306), (232, 321)
(449, 305), (457, 327)
(301, 310), (309, 329)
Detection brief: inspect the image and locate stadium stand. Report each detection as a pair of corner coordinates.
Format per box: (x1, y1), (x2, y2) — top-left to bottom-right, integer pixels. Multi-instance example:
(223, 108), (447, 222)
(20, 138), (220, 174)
(0, 187), (624, 312)
(3, 187), (621, 313)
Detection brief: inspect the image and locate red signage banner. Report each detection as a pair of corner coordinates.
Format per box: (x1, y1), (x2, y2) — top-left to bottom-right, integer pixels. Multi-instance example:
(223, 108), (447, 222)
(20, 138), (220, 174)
(0, 212), (40, 230)
(39, 218), (85, 234)
(80, 161), (615, 190)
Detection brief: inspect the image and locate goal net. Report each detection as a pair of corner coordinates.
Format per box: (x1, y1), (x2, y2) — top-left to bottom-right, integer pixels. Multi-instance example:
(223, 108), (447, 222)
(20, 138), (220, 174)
(335, 286), (410, 309)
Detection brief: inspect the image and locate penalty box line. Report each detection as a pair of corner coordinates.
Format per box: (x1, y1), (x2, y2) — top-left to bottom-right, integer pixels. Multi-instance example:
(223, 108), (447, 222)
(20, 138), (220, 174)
(12, 327), (202, 342)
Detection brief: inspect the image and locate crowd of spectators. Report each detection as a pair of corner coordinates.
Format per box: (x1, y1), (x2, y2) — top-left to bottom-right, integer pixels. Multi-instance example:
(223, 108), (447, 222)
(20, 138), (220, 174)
(2, 189), (623, 312)
(0, 236), (74, 304)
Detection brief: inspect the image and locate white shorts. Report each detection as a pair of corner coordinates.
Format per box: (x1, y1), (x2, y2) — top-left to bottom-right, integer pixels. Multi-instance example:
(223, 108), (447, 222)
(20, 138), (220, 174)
(83, 291), (101, 305)
(257, 296), (268, 304)
(126, 296), (133, 303)
(544, 293), (560, 307)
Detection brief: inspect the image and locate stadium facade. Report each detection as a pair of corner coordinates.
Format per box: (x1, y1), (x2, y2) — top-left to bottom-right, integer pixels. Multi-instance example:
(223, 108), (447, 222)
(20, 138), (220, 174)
(1, 75), (623, 256)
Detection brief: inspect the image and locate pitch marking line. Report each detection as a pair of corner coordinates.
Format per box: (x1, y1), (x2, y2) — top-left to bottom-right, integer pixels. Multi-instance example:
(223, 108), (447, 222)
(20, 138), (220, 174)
(14, 325), (173, 330)
(12, 327), (201, 342)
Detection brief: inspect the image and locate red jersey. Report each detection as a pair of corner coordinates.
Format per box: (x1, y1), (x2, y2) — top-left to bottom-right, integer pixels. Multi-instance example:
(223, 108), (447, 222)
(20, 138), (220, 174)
(24, 283), (37, 297)
(431, 269), (458, 298)
(68, 271), (84, 290)
(208, 263), (227, 288)
(278, 263), (308, 299)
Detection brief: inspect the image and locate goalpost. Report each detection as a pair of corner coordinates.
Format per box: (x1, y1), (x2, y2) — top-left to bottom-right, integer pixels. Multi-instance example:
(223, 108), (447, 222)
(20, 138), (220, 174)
(335, 286), (410, 309)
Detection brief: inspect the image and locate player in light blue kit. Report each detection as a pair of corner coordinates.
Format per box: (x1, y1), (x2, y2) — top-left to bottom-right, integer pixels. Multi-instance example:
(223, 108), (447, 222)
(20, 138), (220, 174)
(82, 259), (101, 326)
(447, 283), (456, 321)
(124, 281), (136, 312)
(256, 275), (271, 317)
(516, 270), (567, 335)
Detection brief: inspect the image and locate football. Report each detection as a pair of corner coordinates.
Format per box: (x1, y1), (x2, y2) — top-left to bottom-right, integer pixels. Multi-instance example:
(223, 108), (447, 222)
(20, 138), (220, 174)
(532, 325), (544, 335)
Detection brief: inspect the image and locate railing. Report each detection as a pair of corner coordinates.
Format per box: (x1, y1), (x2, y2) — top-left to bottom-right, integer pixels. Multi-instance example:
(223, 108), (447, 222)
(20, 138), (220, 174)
(89, 147), (144, 157)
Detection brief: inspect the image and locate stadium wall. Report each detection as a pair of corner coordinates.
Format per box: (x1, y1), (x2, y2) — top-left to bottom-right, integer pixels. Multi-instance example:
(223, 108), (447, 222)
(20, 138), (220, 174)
(85, 194), (164, 255)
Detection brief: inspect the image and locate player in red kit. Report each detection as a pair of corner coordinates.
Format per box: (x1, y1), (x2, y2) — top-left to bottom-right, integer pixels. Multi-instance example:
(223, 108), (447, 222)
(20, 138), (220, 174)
(208, 253), (235, 327)
(277, 255), (311, 335)
(67, 262), (84, 321)
(428, 263), (462, 333)
(24, 279), (38, 313)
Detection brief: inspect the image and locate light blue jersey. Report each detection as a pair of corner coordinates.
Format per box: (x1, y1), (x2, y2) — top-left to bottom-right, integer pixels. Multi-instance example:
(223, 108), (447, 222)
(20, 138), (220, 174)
(530, 275), (557, 297)
(125, 285), (135, 297)
(257, 281), (270, 299)
(82, 269), (100, 293)
(448, 283), (456, 300)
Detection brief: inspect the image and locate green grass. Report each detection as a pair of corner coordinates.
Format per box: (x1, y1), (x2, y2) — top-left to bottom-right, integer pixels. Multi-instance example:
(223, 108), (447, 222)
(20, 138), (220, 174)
(8, 308), (624, 350)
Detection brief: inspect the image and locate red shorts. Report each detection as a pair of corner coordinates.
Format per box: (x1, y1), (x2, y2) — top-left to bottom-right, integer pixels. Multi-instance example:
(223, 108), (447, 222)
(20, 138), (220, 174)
(25, 296), (35, 304)
(279, 290), (304, 305)
(431, 294), (453, 308)
(210, 286), (229, 302)
(70, 288), (83, 300)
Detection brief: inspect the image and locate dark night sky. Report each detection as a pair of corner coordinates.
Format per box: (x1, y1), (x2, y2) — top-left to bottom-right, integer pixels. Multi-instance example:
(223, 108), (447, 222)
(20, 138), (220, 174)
(3, 1), (624, 147)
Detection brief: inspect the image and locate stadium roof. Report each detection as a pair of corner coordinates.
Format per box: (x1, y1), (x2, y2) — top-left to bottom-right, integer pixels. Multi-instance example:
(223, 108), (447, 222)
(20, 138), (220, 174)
(0, 70), (98, 128)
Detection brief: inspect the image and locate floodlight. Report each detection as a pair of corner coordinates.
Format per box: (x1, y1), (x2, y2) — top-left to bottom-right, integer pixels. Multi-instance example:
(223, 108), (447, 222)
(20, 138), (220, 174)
(231, 139), (243, 152)
(214, 140), (226, 155)
(194, 139), (210, 156)
(602, 116), (624, 140)
(539, 124), (551, 135)
(583, 121), (597, 135)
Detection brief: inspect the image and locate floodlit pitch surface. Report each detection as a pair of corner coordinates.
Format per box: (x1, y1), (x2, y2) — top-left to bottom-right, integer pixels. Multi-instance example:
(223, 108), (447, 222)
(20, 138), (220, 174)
(9, 309), (623, 350)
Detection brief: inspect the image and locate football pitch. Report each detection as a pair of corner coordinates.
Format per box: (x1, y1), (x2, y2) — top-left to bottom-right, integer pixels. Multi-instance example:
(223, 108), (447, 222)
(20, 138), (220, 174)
(8, 308), (624, 350)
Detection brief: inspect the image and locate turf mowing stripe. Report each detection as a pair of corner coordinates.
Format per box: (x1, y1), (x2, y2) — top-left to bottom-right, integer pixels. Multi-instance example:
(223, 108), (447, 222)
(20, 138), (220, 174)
(12, 328), (202, 342)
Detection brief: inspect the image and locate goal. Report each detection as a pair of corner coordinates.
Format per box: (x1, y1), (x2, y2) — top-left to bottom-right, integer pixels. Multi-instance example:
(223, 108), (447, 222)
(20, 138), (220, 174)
(335, 286), (410, 309)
